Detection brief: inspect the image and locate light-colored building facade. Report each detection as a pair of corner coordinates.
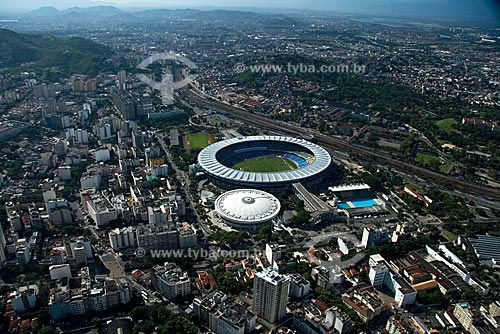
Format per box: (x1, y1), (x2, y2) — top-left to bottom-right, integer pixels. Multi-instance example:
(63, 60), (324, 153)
(252, 267), (290, 324)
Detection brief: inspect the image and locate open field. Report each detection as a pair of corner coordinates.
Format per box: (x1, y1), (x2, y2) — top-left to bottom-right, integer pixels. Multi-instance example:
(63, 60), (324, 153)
(416, 152), (441, 165)
(436, 118), (458, 134)
(233, 156), (297, 172)
(183, 132), (215, 152)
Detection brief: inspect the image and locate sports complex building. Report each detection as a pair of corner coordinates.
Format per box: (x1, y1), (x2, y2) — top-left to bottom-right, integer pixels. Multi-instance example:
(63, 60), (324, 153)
(197, 136), (332, 192)
(214, 189), (281, 233)
(329, 183), (388, 219)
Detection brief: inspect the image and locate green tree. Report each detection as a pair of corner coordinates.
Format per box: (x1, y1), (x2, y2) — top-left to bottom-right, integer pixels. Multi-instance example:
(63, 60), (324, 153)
(39, 326), (57, 334)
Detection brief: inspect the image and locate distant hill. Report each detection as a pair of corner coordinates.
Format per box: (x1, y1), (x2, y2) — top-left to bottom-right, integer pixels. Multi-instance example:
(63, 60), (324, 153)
(61, 5), (128, 17)
(0, 28), (114, 75)
(25, 6), (61, 16)
(22, 5), (131, 21)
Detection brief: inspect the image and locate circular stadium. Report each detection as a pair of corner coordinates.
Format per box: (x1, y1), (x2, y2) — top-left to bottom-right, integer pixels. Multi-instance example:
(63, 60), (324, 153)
(214, 189), (281, 233)
(198, 136), (332, 191)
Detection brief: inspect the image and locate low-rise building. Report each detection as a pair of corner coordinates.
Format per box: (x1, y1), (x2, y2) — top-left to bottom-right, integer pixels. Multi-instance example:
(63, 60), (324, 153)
(342, 286), (386, 323)
(323, 306), (353, 334)
(193, 291), (257, 334)
(49, 248), (65, 265)
(338, 237), (355, 255)
(311, 265), (345, 289)
(368, 254), (417, 308)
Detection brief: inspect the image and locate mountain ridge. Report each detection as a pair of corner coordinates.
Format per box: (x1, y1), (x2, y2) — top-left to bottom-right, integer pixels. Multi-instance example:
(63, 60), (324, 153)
(0, 28), (114, 75)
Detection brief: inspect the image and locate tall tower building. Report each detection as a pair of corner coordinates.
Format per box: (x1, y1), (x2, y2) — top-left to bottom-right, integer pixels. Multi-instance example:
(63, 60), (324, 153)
(117, 70), (127, 90)
(252, 267), (290, 324)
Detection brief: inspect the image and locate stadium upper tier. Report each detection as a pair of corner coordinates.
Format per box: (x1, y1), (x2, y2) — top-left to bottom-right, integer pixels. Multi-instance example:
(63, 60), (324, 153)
(198, 136), (332, 190)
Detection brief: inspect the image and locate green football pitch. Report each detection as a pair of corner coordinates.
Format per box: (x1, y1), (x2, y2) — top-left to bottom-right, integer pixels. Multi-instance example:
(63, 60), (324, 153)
(233, 156), (297, 172)
(188, 133), (214, 149)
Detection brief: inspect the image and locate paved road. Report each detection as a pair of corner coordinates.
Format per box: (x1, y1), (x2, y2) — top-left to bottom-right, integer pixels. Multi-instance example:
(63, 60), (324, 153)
(155, 133), (211, 237)
(304, 249), (366, 270)
(100, 253), (126, 278)
(304, 231), (354, 248)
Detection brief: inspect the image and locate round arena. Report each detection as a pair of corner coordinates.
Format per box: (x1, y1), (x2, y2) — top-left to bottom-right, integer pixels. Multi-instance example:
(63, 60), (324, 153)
(214, 189), (281, 233)
(198, 135), (332, 191)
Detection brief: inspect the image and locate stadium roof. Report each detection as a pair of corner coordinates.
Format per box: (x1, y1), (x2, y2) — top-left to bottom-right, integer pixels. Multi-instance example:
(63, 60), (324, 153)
(215, 189), (280, 225)
(468, 235), (500, 262)
(198, 135), (331, 185)
(329, 183), (371, 193)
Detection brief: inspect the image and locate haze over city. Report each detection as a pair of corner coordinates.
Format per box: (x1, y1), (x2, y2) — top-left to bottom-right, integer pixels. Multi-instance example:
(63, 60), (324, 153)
(0, 0), (500, 334)
(1, 0), (500, 23)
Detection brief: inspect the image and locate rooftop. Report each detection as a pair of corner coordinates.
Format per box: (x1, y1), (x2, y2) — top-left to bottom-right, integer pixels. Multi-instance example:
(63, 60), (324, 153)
(255, 267), (289, 285)
(215, 189), (281, 224)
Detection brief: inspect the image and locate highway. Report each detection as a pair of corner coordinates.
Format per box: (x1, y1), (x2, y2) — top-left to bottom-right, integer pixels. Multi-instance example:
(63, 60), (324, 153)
(177, 88), (500, 201)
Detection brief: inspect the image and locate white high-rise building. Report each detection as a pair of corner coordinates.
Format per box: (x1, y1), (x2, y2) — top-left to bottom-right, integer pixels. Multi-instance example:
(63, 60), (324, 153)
(368, 254), (416, 308)
(95, 149), (111, 162)
(69, 237), (93, 265)
(86, 193), (117, 227)
(99, 124), (113, 141)
(58, 166), (72, 181)
(288, 273), (310, 299)
(47, 199), (73, 226)
(109, 227), (136, 251)
(151, 263), (191, 300)
(252, 267), (290, 324)
(9, 285), (38, 312)
(8, 209), (23, 232)
(75, 129), (89, 144)
(73, 246), (87, 265)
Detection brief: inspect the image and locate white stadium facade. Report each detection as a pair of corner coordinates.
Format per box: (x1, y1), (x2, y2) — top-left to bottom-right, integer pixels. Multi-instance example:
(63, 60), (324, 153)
(197, 136), (332, 192)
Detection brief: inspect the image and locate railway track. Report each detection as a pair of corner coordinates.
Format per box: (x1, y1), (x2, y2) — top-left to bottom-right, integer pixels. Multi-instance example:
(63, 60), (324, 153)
(179, 89), (500, 200)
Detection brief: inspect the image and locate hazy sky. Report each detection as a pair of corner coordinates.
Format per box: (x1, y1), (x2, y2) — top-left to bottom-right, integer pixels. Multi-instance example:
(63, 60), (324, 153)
(1, 0), (499, 23)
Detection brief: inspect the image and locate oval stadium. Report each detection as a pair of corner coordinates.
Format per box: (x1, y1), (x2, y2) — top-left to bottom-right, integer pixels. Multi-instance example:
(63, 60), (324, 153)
(198, 135), (332, 191)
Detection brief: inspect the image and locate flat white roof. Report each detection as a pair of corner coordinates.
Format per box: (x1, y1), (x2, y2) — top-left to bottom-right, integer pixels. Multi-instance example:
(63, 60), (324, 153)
(329, 183), (371, 193)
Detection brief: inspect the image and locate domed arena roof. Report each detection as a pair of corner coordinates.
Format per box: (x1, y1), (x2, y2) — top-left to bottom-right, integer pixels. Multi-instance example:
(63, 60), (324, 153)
(214, 189), (281, 225)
